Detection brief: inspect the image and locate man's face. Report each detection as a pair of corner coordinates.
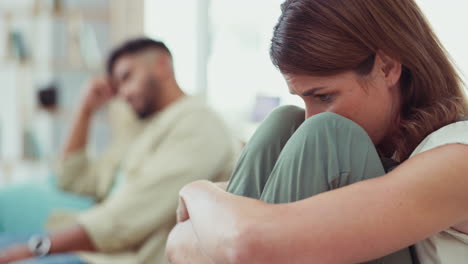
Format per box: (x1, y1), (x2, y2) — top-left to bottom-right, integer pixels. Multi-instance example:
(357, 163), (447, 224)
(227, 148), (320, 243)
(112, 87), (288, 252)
(112, 55), (159, 119)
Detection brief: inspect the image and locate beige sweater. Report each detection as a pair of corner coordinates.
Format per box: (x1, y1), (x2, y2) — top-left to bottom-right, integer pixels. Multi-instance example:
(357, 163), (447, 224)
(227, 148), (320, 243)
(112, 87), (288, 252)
(49, 96), (238, 264)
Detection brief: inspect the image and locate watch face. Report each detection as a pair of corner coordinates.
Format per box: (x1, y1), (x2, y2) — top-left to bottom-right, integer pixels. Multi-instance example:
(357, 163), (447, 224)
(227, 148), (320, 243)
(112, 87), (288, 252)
(28, 235), (52, 257)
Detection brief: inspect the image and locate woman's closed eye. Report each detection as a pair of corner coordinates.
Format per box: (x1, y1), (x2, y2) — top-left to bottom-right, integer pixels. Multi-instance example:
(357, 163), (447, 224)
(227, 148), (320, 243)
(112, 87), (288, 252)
(314, 93), (334, 102)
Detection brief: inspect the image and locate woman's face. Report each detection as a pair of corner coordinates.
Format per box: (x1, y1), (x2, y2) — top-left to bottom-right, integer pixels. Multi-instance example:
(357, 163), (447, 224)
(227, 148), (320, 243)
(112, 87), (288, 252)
(284, 55), (402, 144)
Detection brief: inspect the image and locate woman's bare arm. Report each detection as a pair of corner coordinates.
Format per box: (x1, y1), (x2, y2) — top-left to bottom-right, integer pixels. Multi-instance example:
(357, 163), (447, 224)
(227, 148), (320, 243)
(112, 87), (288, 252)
(179, 144), (468, 264)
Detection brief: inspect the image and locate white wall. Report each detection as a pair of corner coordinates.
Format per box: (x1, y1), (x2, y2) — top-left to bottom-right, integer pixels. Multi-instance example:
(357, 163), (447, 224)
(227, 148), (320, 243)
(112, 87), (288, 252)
(144, 0), (199, 95)
(144, 1), (468, 140)
(418, 0), (468, 88)
(206, 0), (299, 139)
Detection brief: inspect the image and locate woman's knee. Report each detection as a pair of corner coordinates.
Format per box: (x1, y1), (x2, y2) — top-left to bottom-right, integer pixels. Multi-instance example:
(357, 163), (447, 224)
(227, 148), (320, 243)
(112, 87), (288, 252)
(261, 105), (305, 133)
(260, 112), (381, 202)
(297, 112), (370, 143)
(304, 112), (358, 130)
(248, 105), (305, 147)
(292, 112), (381, 183)
(268, 105), (305, 122)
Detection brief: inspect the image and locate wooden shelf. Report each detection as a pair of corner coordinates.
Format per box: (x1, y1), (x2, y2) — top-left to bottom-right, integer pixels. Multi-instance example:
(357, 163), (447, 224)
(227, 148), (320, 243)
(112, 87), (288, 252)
(0, 0), (143, 165)
(50, 61), (101, 72)
(0, 8), (109, 21)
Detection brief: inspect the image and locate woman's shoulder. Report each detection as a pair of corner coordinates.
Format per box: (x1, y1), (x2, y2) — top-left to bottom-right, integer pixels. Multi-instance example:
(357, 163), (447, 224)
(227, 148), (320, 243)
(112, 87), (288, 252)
(410, 120), (468, 157)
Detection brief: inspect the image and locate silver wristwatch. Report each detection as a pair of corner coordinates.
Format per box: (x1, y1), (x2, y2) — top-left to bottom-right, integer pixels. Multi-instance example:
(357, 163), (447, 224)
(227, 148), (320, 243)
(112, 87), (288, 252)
(27, 235), (52, 257)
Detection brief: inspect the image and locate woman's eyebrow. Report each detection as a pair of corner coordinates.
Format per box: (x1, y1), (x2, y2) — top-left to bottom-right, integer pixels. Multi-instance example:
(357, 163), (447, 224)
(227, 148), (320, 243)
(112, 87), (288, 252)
(289, 87), (327, 96)
(302, 87), (326, 96)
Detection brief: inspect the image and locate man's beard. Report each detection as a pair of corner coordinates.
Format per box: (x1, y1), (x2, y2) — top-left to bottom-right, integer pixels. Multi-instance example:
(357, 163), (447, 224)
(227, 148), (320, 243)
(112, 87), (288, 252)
(136, 79), (159, 120)
(136, 104), (154, 120)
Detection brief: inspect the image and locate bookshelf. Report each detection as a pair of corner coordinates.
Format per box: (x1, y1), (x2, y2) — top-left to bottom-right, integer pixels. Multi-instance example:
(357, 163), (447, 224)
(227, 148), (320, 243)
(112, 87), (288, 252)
(0, 0), (144, 183)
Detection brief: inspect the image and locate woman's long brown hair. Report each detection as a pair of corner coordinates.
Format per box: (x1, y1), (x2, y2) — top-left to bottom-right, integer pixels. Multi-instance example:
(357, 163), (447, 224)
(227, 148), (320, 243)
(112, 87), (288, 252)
(270, 0), (468, 160)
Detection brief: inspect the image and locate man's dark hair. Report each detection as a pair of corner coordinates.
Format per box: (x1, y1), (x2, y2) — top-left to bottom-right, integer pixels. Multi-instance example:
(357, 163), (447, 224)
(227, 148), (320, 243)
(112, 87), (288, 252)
(107, 37), (172, 75)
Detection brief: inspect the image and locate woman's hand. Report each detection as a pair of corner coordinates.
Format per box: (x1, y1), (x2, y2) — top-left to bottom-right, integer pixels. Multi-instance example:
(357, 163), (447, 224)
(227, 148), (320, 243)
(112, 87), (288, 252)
(214, 181), (229, 191)
(176, 196), (190, 223)
(177, 181), (229, 223)
(176, 180), (272, 264)
(166, 221), (216, 264)
(168, 181), (229, 263)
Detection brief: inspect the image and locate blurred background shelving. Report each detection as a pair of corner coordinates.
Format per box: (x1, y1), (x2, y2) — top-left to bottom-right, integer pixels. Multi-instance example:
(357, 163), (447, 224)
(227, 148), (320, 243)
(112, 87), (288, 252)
(0, 0), (144, 183)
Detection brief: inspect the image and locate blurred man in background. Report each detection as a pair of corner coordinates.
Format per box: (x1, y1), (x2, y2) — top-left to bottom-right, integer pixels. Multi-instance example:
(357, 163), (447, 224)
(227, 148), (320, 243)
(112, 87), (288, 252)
(0, 38), (237, 264)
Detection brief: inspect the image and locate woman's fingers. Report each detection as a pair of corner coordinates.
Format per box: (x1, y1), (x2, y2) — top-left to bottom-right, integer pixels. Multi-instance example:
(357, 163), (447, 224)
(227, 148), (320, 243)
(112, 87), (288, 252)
(177, 196), (190, 223)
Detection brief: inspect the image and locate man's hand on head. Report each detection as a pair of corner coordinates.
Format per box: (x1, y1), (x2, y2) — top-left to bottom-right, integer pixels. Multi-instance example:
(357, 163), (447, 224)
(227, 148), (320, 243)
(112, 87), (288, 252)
(81, 76), (116, 114)
(63, 76), (115, 158)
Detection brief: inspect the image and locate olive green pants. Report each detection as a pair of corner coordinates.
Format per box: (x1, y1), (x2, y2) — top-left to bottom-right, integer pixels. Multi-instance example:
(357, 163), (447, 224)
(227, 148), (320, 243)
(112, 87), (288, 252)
(227, 106), (415, 264)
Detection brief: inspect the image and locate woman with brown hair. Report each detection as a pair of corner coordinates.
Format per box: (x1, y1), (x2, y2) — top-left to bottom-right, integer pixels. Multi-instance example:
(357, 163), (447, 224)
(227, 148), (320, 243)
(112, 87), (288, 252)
(166, 0), (468, 263)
